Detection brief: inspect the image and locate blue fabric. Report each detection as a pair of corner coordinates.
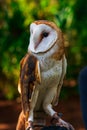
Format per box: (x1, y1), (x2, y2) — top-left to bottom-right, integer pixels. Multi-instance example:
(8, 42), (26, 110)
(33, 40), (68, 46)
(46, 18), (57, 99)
(78, 66), (87, 129)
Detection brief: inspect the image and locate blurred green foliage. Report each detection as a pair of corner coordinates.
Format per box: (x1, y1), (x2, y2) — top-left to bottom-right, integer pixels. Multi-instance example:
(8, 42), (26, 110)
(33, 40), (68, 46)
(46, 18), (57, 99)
(0, 0), (87, 99)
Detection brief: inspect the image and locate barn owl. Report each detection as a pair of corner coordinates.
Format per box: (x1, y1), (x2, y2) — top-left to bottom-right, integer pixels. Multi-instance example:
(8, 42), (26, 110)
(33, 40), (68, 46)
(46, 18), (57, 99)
(16, 20), (74, 130)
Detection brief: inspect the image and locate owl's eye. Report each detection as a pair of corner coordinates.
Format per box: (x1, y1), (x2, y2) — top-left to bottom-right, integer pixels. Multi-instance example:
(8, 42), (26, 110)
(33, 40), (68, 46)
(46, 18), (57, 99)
(42, 32), (49, 37)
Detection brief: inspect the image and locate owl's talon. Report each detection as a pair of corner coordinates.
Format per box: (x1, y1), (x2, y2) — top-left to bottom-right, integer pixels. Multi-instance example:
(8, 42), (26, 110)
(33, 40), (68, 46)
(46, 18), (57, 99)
(25, 121), (34, 130)
(51, 113), (75, 130)
(67, 123), (75, 130)
(51, 113), (59, 125)
(56, 120), (75, 130)
(55, 121), (75, 130)
(58, 112), (63, 117)
(26, 127), (34, 130)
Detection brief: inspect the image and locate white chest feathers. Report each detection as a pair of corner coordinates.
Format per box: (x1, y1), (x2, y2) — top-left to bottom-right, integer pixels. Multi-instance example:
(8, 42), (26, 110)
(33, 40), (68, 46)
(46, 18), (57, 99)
(33, 52), (63, 88)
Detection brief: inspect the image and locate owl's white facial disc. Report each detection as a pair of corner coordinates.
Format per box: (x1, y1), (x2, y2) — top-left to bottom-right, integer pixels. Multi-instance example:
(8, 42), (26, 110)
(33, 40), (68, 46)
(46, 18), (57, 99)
(28, 23), (58, 53)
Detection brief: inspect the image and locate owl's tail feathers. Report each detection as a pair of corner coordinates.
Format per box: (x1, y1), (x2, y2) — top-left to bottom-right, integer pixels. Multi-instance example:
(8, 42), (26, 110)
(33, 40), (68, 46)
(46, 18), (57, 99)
(16, 111), (25, 130)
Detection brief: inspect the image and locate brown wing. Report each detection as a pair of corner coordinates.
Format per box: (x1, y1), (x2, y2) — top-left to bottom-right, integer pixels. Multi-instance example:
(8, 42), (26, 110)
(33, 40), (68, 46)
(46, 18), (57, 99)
(18, 53), (41, 116)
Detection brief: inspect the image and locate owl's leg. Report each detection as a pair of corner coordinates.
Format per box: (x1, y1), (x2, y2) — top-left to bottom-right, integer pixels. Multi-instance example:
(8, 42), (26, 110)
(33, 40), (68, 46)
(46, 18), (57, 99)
(43, 87), (57, 117)
(43, 87), (74, 130)
(26, 88), (39, 130)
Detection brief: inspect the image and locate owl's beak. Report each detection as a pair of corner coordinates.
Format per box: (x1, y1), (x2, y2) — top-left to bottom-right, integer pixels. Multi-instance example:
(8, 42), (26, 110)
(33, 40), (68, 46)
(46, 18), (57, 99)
(34, 42), (39, 49)
(34, 36), (42, 49)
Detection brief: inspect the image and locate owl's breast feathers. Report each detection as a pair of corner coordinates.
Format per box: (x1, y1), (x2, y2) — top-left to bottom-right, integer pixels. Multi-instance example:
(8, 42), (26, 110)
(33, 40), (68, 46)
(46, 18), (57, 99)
(19, 53), (41, 116)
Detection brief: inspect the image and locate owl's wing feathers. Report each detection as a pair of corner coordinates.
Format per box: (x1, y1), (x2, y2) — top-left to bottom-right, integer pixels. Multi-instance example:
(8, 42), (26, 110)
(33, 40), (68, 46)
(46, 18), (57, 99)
(18, 53), (41, 116)
(53, 55), (67, 106)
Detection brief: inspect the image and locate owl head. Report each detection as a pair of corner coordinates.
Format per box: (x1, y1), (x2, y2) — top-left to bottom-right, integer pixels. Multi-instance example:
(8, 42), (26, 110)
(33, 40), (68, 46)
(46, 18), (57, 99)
(28, 20), (64, 54)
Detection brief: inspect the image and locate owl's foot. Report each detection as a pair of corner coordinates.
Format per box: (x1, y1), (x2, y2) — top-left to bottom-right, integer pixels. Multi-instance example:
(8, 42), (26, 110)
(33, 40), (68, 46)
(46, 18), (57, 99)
(51, 113), (75, 130)
(25, 121), (34, 130)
